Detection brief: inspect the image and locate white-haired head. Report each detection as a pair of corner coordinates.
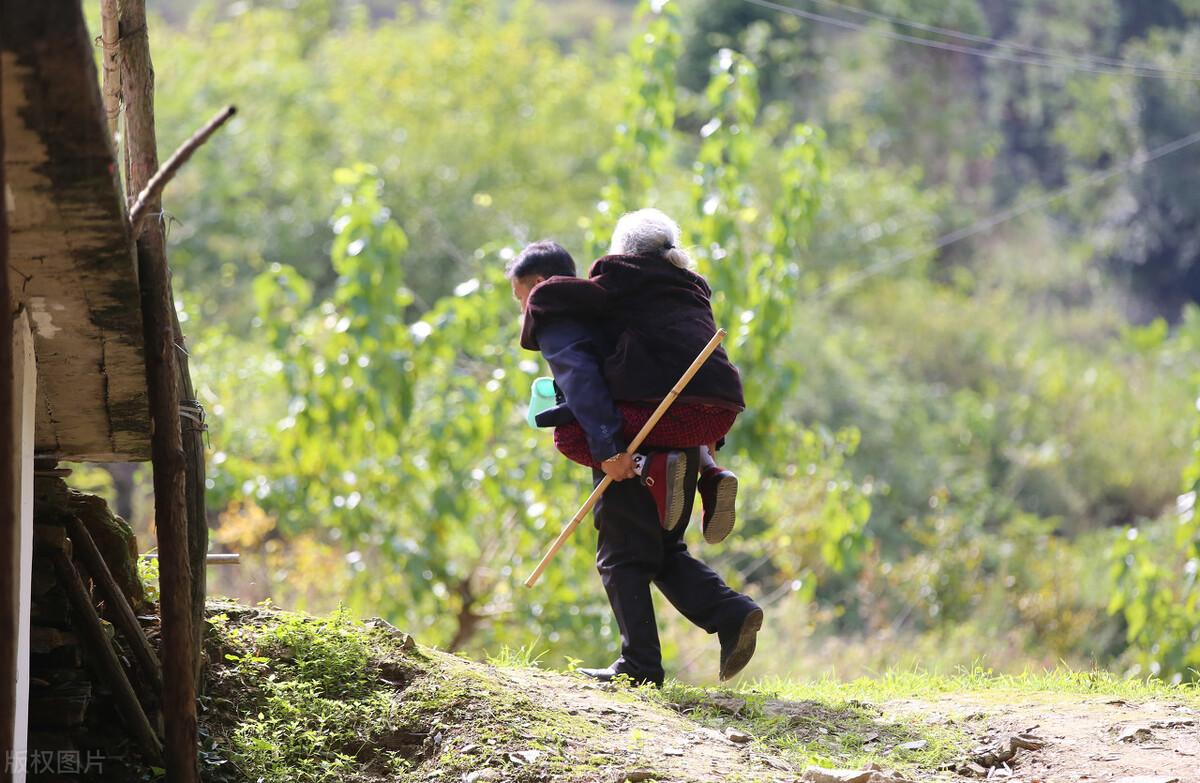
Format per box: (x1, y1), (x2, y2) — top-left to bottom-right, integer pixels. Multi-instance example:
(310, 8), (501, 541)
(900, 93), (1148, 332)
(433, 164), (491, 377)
(608, 208), (692, 269)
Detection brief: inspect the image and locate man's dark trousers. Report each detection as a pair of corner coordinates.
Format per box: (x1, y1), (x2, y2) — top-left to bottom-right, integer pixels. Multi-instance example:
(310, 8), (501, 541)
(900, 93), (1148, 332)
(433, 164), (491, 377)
(593, 447), (759, 682)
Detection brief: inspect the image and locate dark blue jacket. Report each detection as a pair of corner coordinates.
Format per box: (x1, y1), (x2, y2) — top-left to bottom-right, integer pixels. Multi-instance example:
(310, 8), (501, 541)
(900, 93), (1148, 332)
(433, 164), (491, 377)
(535, 318), (626, 463)
(521, 255), (744, 411)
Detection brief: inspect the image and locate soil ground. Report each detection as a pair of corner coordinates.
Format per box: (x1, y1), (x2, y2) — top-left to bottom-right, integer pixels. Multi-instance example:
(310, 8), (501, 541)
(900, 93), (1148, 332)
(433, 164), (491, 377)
(197, 602), (1200, 783)
(466, 663), (1200, 783)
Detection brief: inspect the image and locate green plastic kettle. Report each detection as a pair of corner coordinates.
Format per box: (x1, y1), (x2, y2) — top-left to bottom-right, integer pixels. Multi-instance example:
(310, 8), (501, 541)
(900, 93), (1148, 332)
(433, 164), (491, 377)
(527, 376), (558, 428)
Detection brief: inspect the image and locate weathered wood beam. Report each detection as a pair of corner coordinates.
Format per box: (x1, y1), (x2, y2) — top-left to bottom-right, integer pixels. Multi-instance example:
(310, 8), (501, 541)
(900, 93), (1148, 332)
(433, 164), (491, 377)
(118, 1), (200, 781)
(50, 547), (164, 765)
(1, 44), (16, 783)
(65, 515), (163, 694)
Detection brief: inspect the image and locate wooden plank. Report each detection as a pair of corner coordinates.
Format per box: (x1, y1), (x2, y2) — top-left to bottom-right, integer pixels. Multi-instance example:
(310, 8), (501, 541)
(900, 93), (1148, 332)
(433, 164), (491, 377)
(1, 1), (150, 462)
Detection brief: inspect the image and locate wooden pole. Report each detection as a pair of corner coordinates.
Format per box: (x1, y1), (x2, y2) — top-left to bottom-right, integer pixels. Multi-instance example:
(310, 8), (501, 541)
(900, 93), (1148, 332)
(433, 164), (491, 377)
(50, 548), (164, 766)
(65, 515), (163, 694)
(0, 45), (17, 783)
(118, 2), (200, 781)
(524, 329), (727, 588)
(100, 0), (121, 145)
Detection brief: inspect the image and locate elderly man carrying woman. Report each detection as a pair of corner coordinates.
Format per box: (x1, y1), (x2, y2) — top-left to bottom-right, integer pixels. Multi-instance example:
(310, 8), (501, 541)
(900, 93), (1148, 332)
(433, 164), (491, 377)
(509, 208), (764, 687)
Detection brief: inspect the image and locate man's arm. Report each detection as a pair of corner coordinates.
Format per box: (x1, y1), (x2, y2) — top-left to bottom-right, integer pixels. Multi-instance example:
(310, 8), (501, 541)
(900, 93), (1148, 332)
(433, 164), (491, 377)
(536, 318), (625, 464)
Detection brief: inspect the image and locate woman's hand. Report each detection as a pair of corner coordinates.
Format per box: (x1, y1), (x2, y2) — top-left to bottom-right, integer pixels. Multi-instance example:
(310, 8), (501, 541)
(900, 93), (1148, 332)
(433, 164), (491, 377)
(600, 452), (637, 481)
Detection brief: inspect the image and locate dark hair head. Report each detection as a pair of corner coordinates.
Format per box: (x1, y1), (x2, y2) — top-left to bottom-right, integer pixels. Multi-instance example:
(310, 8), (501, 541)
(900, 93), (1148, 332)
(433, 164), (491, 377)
(505, 240), (577, 281)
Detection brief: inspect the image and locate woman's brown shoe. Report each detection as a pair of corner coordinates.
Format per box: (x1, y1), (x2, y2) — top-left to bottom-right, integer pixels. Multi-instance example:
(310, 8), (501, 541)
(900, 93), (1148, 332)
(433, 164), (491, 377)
(699, 467), (738, 544)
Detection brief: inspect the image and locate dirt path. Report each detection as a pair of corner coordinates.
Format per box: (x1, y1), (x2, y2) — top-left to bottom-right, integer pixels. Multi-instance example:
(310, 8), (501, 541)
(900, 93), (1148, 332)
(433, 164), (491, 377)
(462, 658), (1200, 783)
(888, 693), (1200, 783)
(485, 664), (799, 782)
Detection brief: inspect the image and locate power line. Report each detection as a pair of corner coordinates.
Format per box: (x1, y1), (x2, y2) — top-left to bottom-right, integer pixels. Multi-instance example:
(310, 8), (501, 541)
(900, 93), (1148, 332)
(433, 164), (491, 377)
(736, 0), (1200, 81)
(802, 0), (1200, 80)
(816, 128), (1200, 299)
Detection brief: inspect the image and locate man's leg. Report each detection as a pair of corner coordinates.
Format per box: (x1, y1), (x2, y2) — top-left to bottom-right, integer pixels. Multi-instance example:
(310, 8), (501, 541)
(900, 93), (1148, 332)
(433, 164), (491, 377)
(593, 467), (667, 683)
(653, 449), (759, 634)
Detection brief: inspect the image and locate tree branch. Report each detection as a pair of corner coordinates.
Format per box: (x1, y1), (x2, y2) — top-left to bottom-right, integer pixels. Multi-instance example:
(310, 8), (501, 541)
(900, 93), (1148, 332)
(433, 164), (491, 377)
(128, 105), (236, 238)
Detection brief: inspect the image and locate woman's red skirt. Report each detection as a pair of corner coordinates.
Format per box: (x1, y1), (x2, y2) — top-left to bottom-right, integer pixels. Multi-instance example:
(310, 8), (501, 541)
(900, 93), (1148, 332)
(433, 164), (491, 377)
(554, 402), (737, 468)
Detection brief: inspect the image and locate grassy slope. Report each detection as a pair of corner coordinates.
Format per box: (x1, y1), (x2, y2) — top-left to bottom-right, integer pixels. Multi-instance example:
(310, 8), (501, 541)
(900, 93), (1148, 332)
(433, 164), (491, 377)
(197, 600), (1200, 783)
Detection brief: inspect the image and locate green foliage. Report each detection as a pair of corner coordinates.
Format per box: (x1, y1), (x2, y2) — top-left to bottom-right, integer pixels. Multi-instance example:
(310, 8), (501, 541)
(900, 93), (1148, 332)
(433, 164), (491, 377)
(154, 1), (621, 323)
(134, 0), (1200, 680)
(137, 553), (160, 606)
(1108, 308), (1200, 682)
(207, 607), (418, 781)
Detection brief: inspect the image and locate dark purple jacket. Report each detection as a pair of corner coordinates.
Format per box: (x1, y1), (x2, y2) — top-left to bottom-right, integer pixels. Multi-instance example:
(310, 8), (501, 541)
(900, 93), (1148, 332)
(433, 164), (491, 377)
(521, 254), (745, 412)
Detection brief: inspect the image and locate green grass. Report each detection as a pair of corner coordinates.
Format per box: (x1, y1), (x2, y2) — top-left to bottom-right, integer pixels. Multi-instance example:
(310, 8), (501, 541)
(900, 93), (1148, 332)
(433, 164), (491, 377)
(202, 602), (423, 782)
(202, 603), (609, 783)
(748, 664), (1200, 704)
(648, 680), (970, 776)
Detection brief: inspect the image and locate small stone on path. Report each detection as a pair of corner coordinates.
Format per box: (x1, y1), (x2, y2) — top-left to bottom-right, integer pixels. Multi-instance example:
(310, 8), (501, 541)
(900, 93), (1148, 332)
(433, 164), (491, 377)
(1118, 725), (1155, 743)
(724, 726), (752, 743)
(610, 771), (658, 783)
(507, 749), (543, 764)
(895, 740), (928, 751)
(463, 770), (501, 783)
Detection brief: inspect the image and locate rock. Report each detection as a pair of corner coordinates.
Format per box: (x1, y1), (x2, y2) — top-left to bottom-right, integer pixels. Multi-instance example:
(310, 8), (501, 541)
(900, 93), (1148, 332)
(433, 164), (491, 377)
(1112, 777), (1180, 783)
(801, 768), (877, 783)
(29, 626), (77, 654)
(364, 617), (416, 650)
(463, 770), (501, 783)
(895, 740), (928, 751)
(1118, 725), (1154, 743)
(507, 750), (543, 765)
(662, 747), (684, 756)
(610, 771), (659, 783)
(724, 726), (752, 743)
(36, 478), (145, 611)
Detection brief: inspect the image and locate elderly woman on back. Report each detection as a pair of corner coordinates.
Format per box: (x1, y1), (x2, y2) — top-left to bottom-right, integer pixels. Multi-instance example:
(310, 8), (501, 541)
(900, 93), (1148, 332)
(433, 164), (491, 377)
(512, 208), (744, 540)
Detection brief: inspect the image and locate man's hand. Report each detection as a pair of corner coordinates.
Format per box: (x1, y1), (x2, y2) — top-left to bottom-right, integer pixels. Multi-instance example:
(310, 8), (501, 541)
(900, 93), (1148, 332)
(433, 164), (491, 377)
(600, 452), (637, 481)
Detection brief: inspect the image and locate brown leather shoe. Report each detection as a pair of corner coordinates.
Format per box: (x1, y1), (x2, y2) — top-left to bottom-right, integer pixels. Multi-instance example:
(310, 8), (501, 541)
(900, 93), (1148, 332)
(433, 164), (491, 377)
(699, 466), (738, 544)
(718, 607), (763, 681)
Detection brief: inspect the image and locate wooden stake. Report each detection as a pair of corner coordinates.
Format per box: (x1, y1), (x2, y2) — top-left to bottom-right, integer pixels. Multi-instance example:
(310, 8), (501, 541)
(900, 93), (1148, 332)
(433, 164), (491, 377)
(100, 0), (121, 144)
(127, 105), (236, 237)
(65, 515), (163, 694)
(524, 329), (728, 588)
(118, 1), (199, 780)
(50, 548), (164, 765)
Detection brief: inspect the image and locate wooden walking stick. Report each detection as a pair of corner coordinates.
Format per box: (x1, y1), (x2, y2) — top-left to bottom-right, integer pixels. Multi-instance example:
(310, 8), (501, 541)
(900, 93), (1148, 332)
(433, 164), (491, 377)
(524, 328), (728, 588)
